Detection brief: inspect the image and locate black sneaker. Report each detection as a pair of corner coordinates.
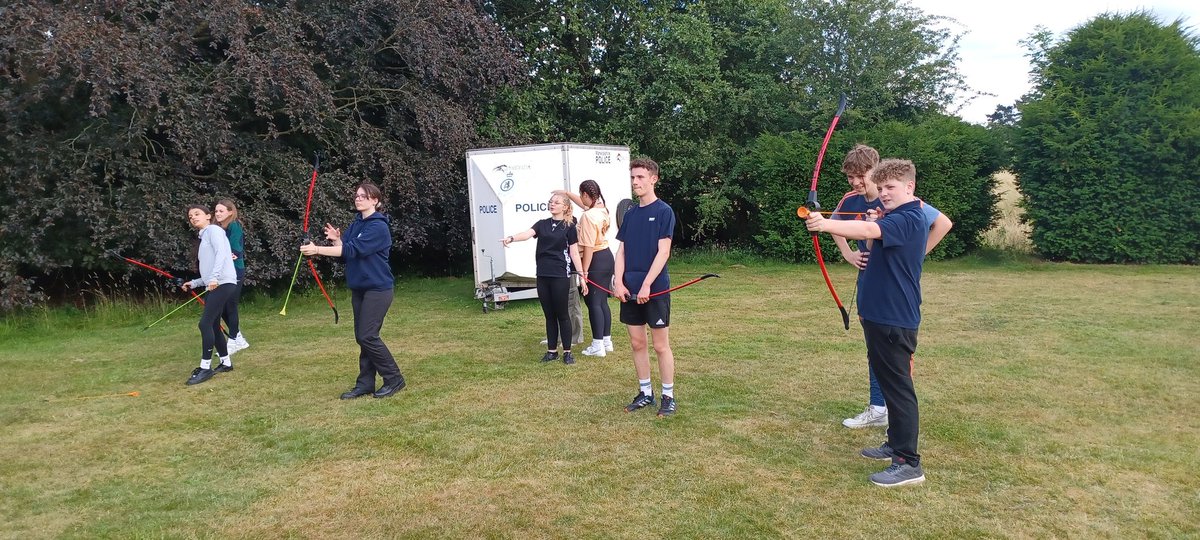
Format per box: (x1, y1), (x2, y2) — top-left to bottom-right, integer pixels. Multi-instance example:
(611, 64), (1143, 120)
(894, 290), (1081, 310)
(214, 363), (233, 373)
(186, 367), (215, 386)
(656, 395), (677, 417)
(540, 351), (559, 363)
(562, 351), (576, 365)
(624, 391), (654, 412)
(860, 442), (895, 461)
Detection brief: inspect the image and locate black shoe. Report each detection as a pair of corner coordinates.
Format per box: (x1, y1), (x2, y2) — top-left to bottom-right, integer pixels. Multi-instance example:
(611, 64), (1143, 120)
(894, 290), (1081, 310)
(860, 442), (895, 461)
(562, 351), (576, 365)
(657, 395), (677, 417)
(214, 363), (233, 373)
(540, 351), (559, 363)
(340, 387), (373, 400)
(373, 378), (406, 398)
(185, 367), (215, 386)
(624, 391), (654, 412)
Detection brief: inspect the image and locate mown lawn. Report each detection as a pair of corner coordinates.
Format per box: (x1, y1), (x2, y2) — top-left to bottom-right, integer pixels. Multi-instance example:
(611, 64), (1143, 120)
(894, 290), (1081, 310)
(1, 257), (1197, 538)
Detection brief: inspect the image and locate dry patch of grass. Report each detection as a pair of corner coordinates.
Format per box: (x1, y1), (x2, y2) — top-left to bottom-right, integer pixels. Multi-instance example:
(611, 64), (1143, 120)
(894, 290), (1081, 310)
(983, 170), (1034, 253)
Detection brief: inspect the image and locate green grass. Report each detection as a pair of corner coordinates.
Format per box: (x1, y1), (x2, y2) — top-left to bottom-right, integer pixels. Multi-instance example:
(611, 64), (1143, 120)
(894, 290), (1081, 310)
(1, 259), (1197, 538)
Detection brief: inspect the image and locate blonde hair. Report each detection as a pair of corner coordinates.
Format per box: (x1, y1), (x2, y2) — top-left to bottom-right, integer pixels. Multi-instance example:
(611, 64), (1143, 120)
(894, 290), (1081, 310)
(551, 192), (575, 226)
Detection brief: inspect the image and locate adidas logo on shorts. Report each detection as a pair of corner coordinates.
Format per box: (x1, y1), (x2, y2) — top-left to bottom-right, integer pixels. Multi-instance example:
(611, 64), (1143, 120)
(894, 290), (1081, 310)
(655, 319), (665, 325)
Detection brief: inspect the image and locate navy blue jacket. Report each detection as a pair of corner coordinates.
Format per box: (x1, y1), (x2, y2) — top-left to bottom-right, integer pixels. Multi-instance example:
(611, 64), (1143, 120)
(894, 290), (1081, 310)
(341, 212), (394, 291)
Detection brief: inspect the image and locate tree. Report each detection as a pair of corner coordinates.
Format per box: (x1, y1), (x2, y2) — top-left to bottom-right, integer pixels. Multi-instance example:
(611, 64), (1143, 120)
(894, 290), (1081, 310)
(486, 0), (969, 246)
(0, 0), (524, 309)
(1013, 11), (1200, 263)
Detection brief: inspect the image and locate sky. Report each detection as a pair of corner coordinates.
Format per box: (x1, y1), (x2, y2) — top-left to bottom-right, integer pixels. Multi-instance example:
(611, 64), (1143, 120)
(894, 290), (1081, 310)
(905, 0), (1199, 124)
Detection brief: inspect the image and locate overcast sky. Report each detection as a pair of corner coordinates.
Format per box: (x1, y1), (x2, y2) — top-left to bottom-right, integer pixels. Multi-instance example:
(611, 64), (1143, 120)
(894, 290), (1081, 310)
(904, 0), (1199, 124)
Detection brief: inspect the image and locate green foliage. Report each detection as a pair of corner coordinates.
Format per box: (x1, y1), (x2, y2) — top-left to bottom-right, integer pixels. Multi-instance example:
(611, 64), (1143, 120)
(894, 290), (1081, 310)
(860, 116), (1003, 258)
(0, 1), (524, 308)
(1013, 11), (1200, 263)
(487, 0), (969, 245)
(738, 114), (1003, 262)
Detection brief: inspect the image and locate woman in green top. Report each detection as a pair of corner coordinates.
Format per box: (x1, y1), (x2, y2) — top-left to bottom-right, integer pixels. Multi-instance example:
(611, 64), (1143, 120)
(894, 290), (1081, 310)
(215, 199), (250, 353)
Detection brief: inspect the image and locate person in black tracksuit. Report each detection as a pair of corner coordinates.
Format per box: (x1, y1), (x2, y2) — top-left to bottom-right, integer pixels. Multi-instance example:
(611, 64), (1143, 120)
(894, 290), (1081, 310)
(502, 192), (587, 365)
(300, 182), (406, 400)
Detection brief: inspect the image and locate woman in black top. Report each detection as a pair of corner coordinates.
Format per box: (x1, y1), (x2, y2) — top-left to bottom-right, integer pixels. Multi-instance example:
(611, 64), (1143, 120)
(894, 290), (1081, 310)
(502, 193), (587, 365)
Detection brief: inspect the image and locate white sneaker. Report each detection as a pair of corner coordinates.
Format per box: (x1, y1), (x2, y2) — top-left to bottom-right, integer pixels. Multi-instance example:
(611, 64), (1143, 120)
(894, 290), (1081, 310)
(233, 332), (249, 351)
(842, 406), (888, 429)
(539, 338), (549, 345)
(582, 343), (606, 357)
(603, 337), (614, 352)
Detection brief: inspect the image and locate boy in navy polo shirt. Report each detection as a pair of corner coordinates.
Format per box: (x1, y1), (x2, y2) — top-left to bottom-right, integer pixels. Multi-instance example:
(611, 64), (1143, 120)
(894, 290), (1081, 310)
(805, 158), (929, 487)
(614, 157), (678, 417)
(833, 145), (953, 430)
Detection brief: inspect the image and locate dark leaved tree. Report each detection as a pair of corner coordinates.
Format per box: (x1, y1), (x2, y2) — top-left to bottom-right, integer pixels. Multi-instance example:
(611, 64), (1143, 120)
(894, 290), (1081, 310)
(0, 0), (524, 309)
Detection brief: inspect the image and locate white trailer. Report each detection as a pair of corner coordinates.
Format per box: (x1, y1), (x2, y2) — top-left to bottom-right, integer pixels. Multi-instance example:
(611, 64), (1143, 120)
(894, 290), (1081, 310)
(466, 143), (632, 312)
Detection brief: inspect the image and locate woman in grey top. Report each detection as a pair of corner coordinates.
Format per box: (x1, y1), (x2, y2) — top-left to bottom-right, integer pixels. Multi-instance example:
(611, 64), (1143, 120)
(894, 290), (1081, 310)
(181, 204), (239, 386)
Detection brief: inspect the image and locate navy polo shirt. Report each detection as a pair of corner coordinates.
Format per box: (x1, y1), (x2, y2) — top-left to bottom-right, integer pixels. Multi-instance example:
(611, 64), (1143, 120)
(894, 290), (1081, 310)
(832, 191), (885, 252)
(857, 200), (928, 329)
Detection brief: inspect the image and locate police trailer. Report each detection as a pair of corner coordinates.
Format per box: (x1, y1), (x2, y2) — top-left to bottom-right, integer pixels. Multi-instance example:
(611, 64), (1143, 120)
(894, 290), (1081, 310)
(467, 143), (632, 312)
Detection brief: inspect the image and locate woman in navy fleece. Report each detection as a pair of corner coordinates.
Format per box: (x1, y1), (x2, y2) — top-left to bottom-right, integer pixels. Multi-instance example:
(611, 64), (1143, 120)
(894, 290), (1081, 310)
(300, 182), (406, 400)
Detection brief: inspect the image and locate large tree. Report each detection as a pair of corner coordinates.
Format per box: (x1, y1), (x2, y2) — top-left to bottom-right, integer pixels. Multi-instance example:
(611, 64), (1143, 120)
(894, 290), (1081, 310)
(1014, 12), (1200, 263)
(486, 0), (969, 245)
(0, 0), (524, 309)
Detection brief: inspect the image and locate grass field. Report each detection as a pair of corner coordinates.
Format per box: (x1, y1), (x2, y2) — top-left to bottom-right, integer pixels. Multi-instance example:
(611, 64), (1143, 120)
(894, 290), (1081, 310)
(1, 257), (1197, 538)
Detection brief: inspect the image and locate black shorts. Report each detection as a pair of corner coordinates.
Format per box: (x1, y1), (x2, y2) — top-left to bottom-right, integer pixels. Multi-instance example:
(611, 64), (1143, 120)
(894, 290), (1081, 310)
(619, 294), (670, 328)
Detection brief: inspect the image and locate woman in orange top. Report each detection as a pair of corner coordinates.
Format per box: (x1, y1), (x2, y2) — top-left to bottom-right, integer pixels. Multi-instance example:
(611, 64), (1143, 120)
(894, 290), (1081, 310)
(556, 180), (614, 356)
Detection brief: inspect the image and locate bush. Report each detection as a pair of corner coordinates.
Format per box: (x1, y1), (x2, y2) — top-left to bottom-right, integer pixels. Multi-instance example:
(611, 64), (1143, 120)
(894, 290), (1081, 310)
(739, 114), (1003, 262)
(1014, 12), (1200, 263)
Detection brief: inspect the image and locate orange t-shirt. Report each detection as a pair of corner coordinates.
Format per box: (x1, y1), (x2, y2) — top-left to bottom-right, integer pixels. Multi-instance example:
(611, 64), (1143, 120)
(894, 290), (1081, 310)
(577, 207), (610, 250)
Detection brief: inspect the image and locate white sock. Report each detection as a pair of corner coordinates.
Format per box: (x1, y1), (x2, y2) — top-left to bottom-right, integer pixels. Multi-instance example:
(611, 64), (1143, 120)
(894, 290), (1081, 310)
(604, 336), (613, 345)
(662, 383), (674, 398)
(590, 339), (604, 349)
(872, 405), (887, 414)
(220, 355), (232, 367)
(200, 358), (212, 370)
(639, 378), (652, 397)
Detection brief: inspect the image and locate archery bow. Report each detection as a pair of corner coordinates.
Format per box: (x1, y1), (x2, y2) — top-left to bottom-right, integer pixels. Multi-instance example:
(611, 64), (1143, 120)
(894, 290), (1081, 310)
(575, 272), (719, 300)
(803, 94), (851, 330)
(107, 249), (206, 305)
(280, 153), (340, 323)
(109, 249), (229, 333)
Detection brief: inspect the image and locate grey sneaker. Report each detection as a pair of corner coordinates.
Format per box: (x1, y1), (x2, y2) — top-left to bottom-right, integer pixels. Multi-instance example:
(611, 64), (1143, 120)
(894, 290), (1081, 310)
(869, 462), (925, 487)
(860, 442), (894, 461)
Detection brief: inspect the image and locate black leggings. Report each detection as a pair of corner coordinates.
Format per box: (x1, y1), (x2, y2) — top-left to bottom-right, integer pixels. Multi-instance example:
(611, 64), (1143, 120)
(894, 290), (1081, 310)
(199, 283), (237, 360)
(583, 248), (614, 338)
(221, 267), (244, 336)
(537, 276), (572, 351)
(351, 288), (403, 390)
